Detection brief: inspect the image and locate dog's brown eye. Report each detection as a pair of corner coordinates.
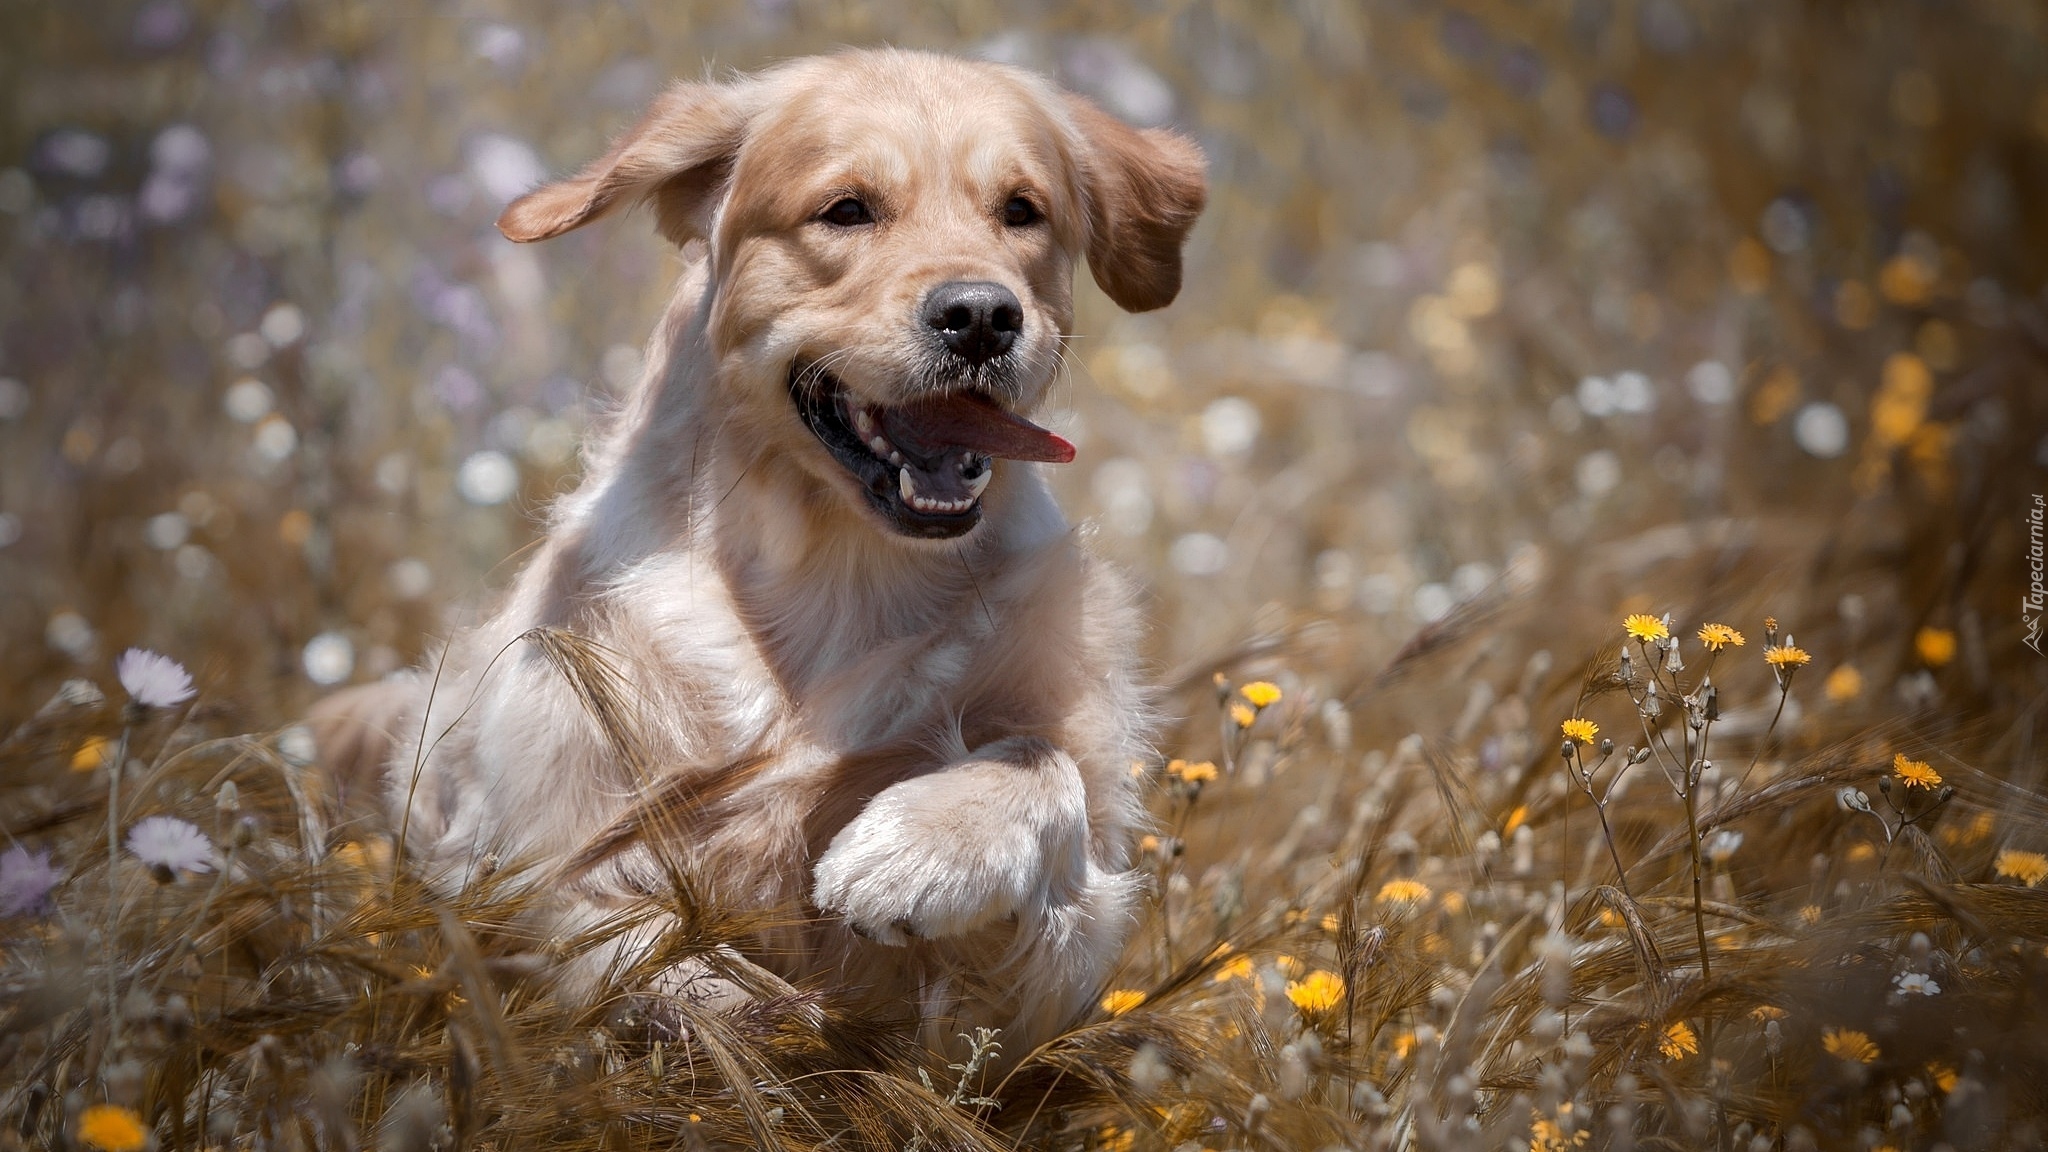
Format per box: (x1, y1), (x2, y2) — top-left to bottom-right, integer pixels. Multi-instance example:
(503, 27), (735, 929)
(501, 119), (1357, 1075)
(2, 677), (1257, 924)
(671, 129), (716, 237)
(821, 198), (873, 227)
(1002, 197), (1039, 227)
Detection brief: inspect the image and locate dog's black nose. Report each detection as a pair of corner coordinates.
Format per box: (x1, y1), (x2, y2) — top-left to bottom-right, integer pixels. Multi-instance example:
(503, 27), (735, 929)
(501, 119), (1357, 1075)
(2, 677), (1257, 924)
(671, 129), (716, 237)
(923, 281), (1021, 364)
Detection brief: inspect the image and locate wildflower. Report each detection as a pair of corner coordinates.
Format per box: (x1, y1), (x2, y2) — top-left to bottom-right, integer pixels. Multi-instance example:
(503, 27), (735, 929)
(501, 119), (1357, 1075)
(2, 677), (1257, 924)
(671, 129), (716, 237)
(1502, 805), (1528, 838)
(70, 736), (110, 772)
(1915, 626), (1956, 667)
(1927, 1061), (1958, 1093)
(1320, 912), (1341, 933)
(1824, 664), (1863, 701)
(1893, 972), (1940, 996)
(1659, 1021), (1699, 1060)
(0, 846), (62, 916)
(1750, 1005), (1787, 1022)
(1705, 829), (1744, 864)
(125, 816), (214, 880)
(1285, 969), (1345, 1013)
(1765, 645), (1811, 668)
(1212, 955), (1255, 983)
(1391, 1031), (1416, 1060)
(1168, 759), (1218, 784)
(1100, 989), (1146, 1016)
(1822, 1028), (1880, 1063)
(1623, 613), (1669, 643)
(1094, 1125), (1136, 1152)
(115, 647), (196, 708)
(1696, 623), (1745, 650)
(1239, 680), (1282, 709)
(76, 1104), (148, 1152)
(1530, 1109), (1589, 1152)
(1560, 718), (1598, 744)
(1376, 878), (1432, 905)
(1893, 754), (1941, 790)
(1228, 702), (1256, 729)
(1995, 849), (2048, 887)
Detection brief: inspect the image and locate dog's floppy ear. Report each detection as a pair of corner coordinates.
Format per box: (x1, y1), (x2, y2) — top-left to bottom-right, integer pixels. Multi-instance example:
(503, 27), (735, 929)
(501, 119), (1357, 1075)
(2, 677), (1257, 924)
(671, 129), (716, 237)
(1065, 97), (1208, 313)
(498, 80), (750, 245)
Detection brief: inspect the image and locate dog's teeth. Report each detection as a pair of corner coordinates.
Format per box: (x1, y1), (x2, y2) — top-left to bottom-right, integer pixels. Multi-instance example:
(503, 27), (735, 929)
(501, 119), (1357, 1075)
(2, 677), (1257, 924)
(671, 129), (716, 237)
(852, 408), (877, 438)
(899, 467), (917, 503)
(868, 436), (891, 457)
(889, 450), (904, 466)
(965, 468), (991, 499)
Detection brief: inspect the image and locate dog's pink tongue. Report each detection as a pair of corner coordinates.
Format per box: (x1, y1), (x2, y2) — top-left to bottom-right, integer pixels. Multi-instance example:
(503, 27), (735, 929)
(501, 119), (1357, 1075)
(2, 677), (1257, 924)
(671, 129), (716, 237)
(879, 394), (1076, 464)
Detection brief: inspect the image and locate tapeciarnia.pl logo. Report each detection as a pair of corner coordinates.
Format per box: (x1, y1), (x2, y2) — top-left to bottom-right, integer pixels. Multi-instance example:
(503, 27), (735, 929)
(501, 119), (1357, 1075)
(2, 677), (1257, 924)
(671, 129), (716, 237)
(2027, 494), (2045, 657)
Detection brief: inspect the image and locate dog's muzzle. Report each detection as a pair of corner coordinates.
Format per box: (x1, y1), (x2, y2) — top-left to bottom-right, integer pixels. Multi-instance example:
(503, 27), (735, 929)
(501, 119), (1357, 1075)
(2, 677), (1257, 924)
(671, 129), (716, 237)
(790, 365), (1074, 539)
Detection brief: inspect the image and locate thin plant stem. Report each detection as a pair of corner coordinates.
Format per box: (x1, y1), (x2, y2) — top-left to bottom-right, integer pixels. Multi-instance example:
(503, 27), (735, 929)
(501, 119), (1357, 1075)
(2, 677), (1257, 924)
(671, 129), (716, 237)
(104, 724), (131, 1056)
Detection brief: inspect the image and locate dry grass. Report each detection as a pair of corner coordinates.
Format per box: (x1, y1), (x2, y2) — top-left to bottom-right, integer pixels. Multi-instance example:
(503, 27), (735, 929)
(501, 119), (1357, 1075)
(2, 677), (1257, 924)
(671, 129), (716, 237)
(6, 1), (2048, 1148)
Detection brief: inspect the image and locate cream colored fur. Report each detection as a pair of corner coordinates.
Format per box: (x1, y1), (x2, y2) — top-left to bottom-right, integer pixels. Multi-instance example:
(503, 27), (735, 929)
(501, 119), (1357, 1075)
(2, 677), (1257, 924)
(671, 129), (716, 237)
(317, 48), (1206, 1057)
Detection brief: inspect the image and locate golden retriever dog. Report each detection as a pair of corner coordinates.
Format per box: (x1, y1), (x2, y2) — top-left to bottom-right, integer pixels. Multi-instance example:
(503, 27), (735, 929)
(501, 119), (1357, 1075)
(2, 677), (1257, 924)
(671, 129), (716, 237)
(317, 48), (1205, 1056)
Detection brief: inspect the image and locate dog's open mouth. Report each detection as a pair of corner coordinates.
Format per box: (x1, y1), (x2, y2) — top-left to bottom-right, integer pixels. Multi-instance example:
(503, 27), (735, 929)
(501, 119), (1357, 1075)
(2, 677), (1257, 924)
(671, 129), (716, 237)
(791, 365), (1075, 539)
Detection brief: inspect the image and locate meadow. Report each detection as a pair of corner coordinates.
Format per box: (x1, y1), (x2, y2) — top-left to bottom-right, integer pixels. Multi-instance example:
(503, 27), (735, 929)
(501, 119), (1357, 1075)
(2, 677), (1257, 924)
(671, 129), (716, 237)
(3, 2), (2047, 1149)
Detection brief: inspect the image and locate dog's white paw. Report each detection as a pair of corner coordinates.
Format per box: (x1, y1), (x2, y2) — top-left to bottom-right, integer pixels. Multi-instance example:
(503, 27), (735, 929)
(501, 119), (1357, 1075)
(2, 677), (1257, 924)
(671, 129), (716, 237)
(812, 757), (1085, 946)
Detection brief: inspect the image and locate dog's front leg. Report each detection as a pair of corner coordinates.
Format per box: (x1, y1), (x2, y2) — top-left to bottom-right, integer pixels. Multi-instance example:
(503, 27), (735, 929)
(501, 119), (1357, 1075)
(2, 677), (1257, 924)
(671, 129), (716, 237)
(812, 736), (1100, 946)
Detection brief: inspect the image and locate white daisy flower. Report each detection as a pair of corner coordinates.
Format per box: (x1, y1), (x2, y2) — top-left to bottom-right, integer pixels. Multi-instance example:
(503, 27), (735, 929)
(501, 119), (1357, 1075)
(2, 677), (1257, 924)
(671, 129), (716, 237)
(0, 846), (62, 916)
(1893, 972), (1940, 996)
(115, 648), (196, 709)
(125, 816), (214, 880)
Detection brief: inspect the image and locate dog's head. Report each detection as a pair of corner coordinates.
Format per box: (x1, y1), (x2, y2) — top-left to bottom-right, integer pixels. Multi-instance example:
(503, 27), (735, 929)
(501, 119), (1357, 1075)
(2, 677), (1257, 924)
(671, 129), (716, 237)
(499, 50), (1206, 540)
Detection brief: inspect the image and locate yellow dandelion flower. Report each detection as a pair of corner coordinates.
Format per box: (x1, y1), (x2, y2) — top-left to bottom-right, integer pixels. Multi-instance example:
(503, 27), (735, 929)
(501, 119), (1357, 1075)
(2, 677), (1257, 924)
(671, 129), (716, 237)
(1228, 702), (1257, 729)
(1440, 891), (1466, 915)
(1697, 623), (1745, 651)
(1239, 681), (1282, 709)
(70, 736), (110, 772)
(1623, 614), (1670, 642)
(1376, 878), (1432, 905)
(1751, 1005), (1788, 1022)
(1598, 907), (1625, 929)
(1927, 1061), (1958, 1093)
(1763, 615), (1778, 632)
(1659, 1021), (1699, 1060)
(1100, 989), (1146, 1016)
(1995, 849), (2048, 887)
(1530, 1110), (1589, 1152)
(1094, 1125), (1136, 1152)
(1560, 718), (1598, 744)
(76, 1105), (148, 1152)
(1823, 1028), (1880, 1064)
(1765, 645), (1812, 667)
(1138, 834), (1163, 857)
(1171, 759), (1218, 783)
(1212, 955), (1255, 983)
(1893, 754), (1941, 790)
(1502, 804), (1528, 838)
(1391, 1031), (1417, 1060)
(1824, 664), (1863, 702)
(1798, 904), (1823, 926)
(1915, 626), (1957, 667)
(1320, 912), (1342, 933)
(1286, 969), (1346, 1013)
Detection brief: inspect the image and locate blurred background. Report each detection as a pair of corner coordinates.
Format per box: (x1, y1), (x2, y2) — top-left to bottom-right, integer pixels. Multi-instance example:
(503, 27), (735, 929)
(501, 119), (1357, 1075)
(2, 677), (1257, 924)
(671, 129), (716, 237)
(2, 0), (2045, 742)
